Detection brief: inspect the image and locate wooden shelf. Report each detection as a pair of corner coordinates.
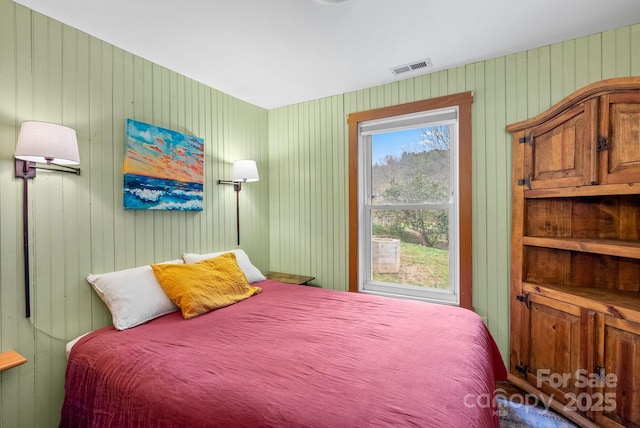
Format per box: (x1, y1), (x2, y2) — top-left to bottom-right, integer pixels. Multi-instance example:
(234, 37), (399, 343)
(525, 183), (640, 199)
(522, 282), (640, 324)
(523, 236), (640, 259)
(0, 350), (27, 372)
(266, 271), (315, 285)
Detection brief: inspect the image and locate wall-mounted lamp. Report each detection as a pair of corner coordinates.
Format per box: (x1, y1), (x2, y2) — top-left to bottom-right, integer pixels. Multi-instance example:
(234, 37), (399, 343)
(14, 121), (81, 318)
(218, 160), (259, 245)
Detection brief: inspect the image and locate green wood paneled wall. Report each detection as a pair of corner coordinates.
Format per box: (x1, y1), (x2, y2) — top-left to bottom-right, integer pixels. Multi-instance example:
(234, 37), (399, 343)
(268, 24), (640, 366)
(0, 1), (268, 426)
(1, 0), (639, 425)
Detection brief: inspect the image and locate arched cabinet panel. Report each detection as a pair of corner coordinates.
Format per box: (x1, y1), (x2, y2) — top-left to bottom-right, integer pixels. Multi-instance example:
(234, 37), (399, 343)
(508, 77), (640, 428)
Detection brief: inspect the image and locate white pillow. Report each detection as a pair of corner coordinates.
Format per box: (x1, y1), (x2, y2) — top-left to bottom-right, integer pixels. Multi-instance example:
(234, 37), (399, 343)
(182, 249), (266, 283)
(87, 259), (182, 330)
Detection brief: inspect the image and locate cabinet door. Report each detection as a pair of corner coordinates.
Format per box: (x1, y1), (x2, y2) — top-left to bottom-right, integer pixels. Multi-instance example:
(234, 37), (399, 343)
(521, 294), (588, 406)
(599, 93), (640, 185)
(597, 316), (640, 427)
(524, 99), (598, 190)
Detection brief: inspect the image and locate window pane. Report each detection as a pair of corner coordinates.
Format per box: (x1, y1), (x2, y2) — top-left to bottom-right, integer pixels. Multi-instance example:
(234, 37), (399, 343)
(371, 209), (449, 289)
(371, 125), (450, 205)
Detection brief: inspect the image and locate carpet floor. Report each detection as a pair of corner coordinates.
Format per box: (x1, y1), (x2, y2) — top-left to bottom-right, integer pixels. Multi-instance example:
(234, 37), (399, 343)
(498, 397), (578, 427)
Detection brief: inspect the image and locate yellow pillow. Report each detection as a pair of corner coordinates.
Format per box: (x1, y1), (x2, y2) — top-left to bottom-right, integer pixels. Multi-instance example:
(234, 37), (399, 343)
(151, 252), (261, 319)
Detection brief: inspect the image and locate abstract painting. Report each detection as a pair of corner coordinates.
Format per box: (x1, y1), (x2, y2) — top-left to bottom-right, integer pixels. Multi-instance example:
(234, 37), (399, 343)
(124, 119), (204, 211)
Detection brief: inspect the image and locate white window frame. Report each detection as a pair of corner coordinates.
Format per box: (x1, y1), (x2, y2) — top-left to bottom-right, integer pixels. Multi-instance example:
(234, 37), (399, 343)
(357, 108), (460, 305)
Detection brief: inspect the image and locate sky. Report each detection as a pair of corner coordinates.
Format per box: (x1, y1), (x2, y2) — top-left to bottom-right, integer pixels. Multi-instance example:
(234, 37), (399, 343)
(124, 119), (204, 184)
(371, 127), (428, 165)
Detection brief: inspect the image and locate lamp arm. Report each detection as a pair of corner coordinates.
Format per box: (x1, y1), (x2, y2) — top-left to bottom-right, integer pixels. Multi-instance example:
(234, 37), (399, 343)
(217, 179), (242, 191)
(22, 174), (31, 318)
(217, 179), (243, 245)
(15, 158), (79, 318)
(236, 190), (240, 245)
(35, 164), (80, 175)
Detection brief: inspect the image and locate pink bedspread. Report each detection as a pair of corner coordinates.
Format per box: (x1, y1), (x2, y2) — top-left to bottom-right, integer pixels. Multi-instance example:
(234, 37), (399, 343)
(61, 281), (506, 427)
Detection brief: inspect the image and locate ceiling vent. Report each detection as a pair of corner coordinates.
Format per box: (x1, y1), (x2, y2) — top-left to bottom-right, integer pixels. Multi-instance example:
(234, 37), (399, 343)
(390, 58), (433, 76)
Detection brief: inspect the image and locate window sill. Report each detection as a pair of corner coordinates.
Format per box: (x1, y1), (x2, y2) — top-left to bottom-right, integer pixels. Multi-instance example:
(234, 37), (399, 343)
(359, 288), (460, 307)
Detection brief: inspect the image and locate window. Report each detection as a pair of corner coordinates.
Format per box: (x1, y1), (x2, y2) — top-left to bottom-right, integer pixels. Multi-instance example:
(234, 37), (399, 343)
(347, 93), (473, 309)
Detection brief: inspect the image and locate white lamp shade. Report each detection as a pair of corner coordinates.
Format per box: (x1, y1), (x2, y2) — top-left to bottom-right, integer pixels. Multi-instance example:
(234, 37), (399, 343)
(232, 160), (259, 182)
(15, 121), (80, 165)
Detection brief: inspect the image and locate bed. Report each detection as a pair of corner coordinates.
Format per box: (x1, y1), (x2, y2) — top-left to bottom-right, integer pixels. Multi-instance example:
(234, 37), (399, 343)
(61, 282), (506, 426)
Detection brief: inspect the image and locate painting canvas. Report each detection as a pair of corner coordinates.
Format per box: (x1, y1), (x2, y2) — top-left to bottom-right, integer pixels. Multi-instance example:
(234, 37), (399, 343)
(124, 119), (204, 211)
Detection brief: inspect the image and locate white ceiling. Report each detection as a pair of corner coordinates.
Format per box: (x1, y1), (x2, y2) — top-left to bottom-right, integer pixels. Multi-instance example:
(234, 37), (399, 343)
(11, 0), (640, 109)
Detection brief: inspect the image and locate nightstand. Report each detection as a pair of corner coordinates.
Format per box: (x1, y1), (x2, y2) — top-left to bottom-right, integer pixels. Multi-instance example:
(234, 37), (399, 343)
(0, 350), (27, 372)
(266, 272), (315, 285)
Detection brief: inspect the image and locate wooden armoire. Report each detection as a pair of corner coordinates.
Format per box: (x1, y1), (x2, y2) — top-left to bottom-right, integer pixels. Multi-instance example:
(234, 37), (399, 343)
(507, 77), (640, 428)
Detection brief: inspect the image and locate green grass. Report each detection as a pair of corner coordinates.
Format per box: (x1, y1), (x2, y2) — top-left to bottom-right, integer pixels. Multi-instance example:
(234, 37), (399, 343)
(373, 241), (449, 289)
